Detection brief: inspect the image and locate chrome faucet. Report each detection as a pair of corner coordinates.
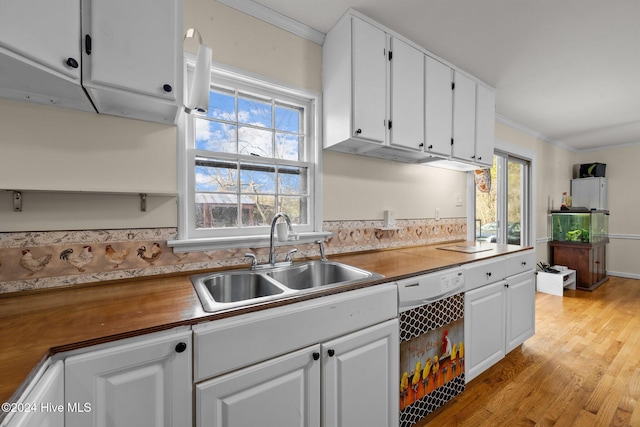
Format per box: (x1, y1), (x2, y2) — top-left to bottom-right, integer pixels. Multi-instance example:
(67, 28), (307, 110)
(269, 212), (293, 266)
(315, 239), (327, 261)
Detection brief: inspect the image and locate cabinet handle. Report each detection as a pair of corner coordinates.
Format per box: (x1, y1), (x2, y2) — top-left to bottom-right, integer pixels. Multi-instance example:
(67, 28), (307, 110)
(175, 342), (187, 353)
(327, 349), (335, 357)
(85, 35), (92, 55)
(163, 84), (173, 93)
(313, 352), (320, 361)
(65, 57), (79, 69)
(355, 129), (362, 135)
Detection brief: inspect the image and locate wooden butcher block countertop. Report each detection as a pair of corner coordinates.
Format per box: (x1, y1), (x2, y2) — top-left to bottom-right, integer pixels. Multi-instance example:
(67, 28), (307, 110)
(0, 242), (531, 405)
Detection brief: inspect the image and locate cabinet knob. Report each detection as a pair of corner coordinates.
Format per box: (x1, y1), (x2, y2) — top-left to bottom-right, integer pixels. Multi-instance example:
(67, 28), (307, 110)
(486, 272), (492, 277)
(355, 128), (362, 135)
(505, 283), (510, 288)
(477, 156), (482, 161)
(163, 84), (173, 93)
(175, 342), (187, 353)
(419, 143), (424, 148)
(327, 349), (335, 357)
(522, 261), (527, 266)
(65, 57), (79, 69)
(313, 352), (320, 361)
(428, 145), (433, 149)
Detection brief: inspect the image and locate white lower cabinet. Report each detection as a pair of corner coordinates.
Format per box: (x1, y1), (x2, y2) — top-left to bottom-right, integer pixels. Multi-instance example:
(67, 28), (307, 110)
(196, 319), (398, 427)
(197, 345), (321, 427)
(2, 361), (64, 427)
(505, 270), (536, 353)
(322, 319), (398, 427)
(464, 280), (506, 382)
(64, 328), (192, 427)
(464, 253), (535, 382)
(193, 284), (398, 427)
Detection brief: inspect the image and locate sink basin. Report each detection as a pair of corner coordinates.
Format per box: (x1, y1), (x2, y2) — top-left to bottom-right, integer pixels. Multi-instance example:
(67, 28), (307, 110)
(191, 261), (383, 312)
(266, 261), (383, 290)
(191, 271), (289, 312)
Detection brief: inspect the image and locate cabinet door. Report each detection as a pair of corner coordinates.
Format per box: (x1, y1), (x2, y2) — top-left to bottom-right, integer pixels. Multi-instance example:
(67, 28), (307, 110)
(464, 281), (506, 382)
(424, 56), (453, 157)
(451, 71), (476, 162)
(65, 330), (192, 427)
(196, 345), (321, 427)
(7, 361), (64, 427)
(505, 271), (536, 352)
(352, 17), (387, 144)
(474, 84), (495, 167)
(592, 245), (607, 285)
(0, 0), (80, 80)
(323, 319), (399, 427)
(389, 37), (424, 151)
(82, 0), (181, 101)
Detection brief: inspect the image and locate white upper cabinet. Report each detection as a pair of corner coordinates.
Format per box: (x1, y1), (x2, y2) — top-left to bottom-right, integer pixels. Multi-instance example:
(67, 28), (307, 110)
(475, 83), (496, 167)
(424, 56), (453, 157)
(0, 0), (93, 112)
(0, 0), (183, 124)
(451, 71), (477, 162)
(389, 37), (425, 152)
(351, 16), (387, 144)
(81, 0), (183, 124)
(323, 9), (495, 167)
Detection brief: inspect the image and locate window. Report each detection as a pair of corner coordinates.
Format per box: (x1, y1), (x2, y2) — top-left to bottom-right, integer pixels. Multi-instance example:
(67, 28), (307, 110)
(472, 144), (533, 246)
(172, 63), (322, 250)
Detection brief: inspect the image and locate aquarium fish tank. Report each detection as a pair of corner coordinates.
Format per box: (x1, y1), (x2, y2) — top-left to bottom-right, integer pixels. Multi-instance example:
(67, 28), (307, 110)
(551, 210), (609, 243)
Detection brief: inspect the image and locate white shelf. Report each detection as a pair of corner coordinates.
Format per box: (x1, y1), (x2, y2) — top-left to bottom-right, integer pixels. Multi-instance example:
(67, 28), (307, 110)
(536, 269), (576, 296)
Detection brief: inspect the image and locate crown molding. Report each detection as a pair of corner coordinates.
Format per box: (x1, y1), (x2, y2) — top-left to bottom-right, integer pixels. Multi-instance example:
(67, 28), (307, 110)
(217, 0), (325, 45)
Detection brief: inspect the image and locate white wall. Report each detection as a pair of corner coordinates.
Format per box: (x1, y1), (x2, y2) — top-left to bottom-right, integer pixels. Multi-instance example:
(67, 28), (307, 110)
(577, 145), (640, 278)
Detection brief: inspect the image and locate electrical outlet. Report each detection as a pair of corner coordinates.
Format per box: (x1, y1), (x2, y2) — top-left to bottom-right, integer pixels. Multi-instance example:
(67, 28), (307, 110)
(435, 208), (440, 220)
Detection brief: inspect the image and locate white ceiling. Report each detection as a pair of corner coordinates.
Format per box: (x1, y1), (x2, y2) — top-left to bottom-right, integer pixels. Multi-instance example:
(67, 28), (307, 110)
(223, 0), (640, 152)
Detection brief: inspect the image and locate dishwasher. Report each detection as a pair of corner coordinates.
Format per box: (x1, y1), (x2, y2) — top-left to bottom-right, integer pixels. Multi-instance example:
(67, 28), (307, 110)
(397, 267), (466, 427)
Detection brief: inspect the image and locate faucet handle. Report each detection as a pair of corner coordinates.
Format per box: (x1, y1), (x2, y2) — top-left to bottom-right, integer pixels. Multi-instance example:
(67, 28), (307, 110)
(285, 248), (298, 262)
(244, 253), (258, 270)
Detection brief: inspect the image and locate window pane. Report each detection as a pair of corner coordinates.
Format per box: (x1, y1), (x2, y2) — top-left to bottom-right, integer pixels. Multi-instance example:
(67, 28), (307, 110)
(206, 89), (236, 120)
(507, 159), (523, 245)
(475, 157), (497, 243)
(239, 126), (273, 157)
(238, 96), (272, 128)
(278, 196), (308, 224)
(278, 166), (307, 195)
(195, 119), (237, 153)
(240, 163), (276, 195)
(275, 104), (301, 132)
(276, 133), (304, 161)
(241, 195), (275, 227)
(195, 158), (238, 192)
(195, 193), (238, 229)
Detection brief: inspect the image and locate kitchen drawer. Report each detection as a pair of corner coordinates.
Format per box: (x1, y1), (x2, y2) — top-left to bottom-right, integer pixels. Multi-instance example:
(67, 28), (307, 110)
(192, 283), (397, 382)
(463, 257), (506, 292)
(505, 250), (535, 277)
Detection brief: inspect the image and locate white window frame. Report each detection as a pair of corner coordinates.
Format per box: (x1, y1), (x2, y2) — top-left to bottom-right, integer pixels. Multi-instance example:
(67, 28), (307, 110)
(169, 59), (327, 252)
(467, 139), (535, 247)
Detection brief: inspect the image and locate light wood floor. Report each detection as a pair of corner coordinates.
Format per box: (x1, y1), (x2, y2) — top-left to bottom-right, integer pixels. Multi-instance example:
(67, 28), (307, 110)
(418, 275), (640, 426)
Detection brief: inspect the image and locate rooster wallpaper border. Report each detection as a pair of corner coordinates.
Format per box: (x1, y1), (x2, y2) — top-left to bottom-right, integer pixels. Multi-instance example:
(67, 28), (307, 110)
(0, 218), (466, 294)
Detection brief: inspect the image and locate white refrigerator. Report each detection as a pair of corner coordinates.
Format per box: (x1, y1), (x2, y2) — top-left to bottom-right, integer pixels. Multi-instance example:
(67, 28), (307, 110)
(571, 177), (607, 210)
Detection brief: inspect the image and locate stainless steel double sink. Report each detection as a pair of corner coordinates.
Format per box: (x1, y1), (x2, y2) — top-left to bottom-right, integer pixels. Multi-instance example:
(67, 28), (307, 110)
(191, 260), (384, 312)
